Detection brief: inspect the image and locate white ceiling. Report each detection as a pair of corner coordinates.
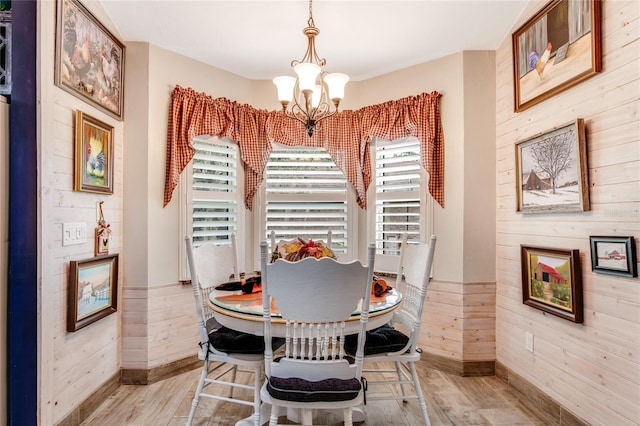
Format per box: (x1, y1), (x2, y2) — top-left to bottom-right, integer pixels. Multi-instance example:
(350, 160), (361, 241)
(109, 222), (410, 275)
(100, 0), (529, 81)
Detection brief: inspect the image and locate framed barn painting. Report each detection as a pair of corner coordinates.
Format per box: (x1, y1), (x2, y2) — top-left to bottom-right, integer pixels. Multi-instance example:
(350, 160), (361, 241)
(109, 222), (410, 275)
(515, 119), (589, 214)
(512, 0), (601, 112)
(521, 245), (583, 323)
(590, 236), (637, 278)
(55, 0), (125, 120)
(74, 110), (114, 194)
(68, 254), (119, 332)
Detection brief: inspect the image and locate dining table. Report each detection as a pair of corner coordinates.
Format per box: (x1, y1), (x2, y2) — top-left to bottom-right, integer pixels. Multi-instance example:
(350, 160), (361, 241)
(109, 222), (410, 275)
(207, 283), (403, 425)
(208, 285), (402, 337)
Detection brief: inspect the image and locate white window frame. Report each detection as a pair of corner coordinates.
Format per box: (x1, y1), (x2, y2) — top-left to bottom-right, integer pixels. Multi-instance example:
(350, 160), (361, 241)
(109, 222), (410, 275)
(254, 143), (358, 266)
(179, 136), (245, 280)
(367, 136), (433, 273)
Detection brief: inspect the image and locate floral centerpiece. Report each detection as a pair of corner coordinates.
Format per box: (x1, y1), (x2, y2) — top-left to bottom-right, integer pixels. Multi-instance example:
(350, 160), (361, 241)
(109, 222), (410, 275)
(271, 237), (336, 263)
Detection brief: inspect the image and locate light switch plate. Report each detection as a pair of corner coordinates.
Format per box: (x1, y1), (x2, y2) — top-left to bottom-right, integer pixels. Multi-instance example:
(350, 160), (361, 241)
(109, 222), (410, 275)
(63, 222), (87, 246)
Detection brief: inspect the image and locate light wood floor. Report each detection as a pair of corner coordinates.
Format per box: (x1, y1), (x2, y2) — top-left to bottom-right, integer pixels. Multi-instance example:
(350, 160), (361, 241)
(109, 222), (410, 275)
(80, 361), (558, 426)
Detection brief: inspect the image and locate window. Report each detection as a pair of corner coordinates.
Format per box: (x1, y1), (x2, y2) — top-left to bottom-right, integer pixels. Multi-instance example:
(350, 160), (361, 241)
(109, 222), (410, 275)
(371, 137), (430, 271)
(180, 136), (244, 278)
(262, 145), (352, 257)
(190, 137), (239, 245)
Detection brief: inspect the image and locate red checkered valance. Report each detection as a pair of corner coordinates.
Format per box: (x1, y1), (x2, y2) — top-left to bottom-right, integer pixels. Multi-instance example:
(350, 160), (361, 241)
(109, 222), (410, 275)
(164, 85), (444, 210)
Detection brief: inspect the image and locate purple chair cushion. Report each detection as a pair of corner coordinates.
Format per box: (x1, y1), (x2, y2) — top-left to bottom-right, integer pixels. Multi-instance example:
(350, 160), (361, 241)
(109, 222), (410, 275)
(345, 323), (409, 355)
(267, 376), (361, 402)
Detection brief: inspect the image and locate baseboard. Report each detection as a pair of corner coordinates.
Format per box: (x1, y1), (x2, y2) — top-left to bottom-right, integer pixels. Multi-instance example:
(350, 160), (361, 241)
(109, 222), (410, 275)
(495, 361), (589, 426)
(55, 356), (200, 426)
(121, 354), (201, 385)
(55, 371), (121, 426)
(421, 352), (495, 376)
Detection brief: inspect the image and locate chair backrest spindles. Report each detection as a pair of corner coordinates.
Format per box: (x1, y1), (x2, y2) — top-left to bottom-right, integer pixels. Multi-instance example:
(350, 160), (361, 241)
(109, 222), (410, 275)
(259, 239), (375, 382)
(395, 234), (437, 354)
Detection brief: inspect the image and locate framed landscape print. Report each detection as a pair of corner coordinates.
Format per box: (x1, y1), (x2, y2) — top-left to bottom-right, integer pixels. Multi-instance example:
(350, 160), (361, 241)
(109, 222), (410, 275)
(74, 110), (114, 194)
(512, 0), (601, 112)
(515, 119), (589, 214)
(68, 254), (119, 332)
(590, 236), (637, 278)
(521, 245), (583, 323)
(55, 0), (125, 120)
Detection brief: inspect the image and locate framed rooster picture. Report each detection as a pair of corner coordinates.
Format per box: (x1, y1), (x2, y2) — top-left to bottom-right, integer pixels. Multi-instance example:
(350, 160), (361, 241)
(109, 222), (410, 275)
(74, 110), (114, 194)
(55, 0), (125, 120)
(512, 0), (601, 112)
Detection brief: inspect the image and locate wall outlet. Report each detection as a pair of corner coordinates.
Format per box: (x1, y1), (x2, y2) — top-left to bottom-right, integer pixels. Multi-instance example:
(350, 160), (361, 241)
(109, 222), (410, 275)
(525, 332), (534, 353)
(63, 222), (87, 246)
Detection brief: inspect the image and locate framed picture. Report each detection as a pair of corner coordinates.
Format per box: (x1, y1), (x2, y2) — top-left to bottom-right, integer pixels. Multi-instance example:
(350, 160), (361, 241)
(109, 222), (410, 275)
(75, 110), (114, 194)
(515, 118), (589, 214)
(521, 245), (583, 323)
(512, 0), (601, 112)
(68, 254), (119, 332)
(590, 236), (637, 278)
(55, 0), (125, 120)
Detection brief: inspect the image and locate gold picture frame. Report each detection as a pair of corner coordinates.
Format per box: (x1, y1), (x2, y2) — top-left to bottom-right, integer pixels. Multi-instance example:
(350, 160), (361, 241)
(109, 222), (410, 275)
(521, 245), (583, 323)
(515, 119), (589, 214)
(55, 0), (125, 120)
(512, 0), (601, 112)
(68, 254), (119, 332)
(74, 110), (114, 194)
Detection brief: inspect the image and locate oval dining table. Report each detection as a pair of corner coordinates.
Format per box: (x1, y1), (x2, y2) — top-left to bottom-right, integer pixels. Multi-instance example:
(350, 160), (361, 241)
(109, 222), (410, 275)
(208, 286), (403, 425)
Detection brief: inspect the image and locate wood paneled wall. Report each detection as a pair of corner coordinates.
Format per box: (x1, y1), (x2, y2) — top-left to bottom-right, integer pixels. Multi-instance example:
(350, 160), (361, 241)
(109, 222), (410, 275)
(495, 1), (639, 424)
(419, 280), (496, 364)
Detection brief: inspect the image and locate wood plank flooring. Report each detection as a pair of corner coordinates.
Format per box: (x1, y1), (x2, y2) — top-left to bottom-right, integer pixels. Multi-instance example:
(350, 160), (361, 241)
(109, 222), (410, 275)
(80, 361), (558, 425)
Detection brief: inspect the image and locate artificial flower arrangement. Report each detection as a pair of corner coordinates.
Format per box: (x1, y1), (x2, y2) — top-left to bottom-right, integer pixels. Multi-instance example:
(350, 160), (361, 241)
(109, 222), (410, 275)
(271, 237), (337, 263)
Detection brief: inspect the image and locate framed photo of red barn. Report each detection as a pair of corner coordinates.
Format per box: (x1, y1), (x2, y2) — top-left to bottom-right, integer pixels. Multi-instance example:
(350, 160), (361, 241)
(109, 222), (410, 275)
(589, 236), (637, 278)
(521, 245), (583, 323)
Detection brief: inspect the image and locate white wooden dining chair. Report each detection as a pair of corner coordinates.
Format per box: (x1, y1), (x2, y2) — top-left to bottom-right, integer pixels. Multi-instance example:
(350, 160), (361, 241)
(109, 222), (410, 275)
(191, 233), (239, 328)
(353, 233), (437, 426)
(184, 236), (264, 426)
(259, 240), (376, 426)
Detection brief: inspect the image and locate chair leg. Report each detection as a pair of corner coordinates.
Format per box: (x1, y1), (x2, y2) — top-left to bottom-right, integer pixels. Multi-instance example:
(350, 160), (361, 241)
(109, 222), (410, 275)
(343, 408), (353, 426)
(187, 359), (209, 426)
(229, 364), (238, 398)
(408, 361), (430, 426)
(301, 408), (313, 425)
(252, 365), (262, 426)
(395, 360), (408, 401)
(269, 405), (279, 426)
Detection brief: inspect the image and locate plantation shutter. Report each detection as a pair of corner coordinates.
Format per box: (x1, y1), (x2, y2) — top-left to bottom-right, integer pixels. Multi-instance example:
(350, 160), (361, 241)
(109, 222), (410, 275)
(375, 138), (422, 255)
(265, 146), (348, 254)
(191, 138), (237, 246)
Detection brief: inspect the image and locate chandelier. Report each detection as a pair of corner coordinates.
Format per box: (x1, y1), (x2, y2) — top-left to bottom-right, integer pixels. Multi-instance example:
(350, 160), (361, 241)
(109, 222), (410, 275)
(273, 0), (349, 137)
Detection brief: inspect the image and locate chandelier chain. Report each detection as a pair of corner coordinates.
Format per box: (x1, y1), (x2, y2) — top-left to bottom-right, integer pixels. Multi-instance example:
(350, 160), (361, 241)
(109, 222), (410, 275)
(308, 0), (314, 26)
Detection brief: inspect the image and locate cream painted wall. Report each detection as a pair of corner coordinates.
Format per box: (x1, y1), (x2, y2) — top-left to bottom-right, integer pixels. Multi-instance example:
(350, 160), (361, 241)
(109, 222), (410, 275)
(38, 1), (125, 424)
(495, 1), (639, 424)
(122, 43), (257, 370)
(462, 51), (496, 283)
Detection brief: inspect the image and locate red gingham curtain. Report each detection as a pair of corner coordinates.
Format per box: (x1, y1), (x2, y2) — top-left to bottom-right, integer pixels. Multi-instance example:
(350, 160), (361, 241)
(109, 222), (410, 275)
(164, 85), (444, 210)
